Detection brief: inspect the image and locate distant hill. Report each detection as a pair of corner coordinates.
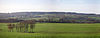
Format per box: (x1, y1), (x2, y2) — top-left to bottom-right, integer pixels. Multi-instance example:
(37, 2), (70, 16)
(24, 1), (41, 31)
(0, 12), (100, 23)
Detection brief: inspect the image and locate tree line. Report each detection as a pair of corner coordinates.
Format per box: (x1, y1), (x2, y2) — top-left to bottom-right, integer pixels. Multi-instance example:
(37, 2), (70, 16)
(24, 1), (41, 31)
(7, 20), (36, 33)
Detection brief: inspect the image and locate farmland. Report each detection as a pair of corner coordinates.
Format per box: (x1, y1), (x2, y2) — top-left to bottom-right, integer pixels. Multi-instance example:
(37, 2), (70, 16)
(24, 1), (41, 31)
(0, 23), (100, 38)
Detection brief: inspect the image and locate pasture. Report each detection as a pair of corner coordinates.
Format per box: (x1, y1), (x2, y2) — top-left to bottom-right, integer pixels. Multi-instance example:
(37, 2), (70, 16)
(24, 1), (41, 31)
(0, 23), (100, 38)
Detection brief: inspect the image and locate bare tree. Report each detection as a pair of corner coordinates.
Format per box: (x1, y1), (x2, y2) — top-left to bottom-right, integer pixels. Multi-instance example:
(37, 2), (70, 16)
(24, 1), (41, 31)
(7, 24), (15, 32)
(19, 20), (36, 33)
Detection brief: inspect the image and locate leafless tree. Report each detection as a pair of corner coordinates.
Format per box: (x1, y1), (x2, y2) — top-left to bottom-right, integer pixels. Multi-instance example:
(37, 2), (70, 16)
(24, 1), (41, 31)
(7, 24), (15, 32)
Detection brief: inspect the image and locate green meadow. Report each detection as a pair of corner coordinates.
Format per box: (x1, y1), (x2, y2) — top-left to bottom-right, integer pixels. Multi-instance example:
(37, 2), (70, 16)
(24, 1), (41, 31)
(0, 23), (100, 38)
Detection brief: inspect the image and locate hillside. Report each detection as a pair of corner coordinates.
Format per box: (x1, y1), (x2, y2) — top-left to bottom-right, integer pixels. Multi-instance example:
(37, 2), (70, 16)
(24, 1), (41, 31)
(0, 12), (100, 23)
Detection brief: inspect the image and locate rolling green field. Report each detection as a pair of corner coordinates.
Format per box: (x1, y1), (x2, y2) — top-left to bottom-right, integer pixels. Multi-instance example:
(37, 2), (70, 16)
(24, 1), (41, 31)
(0, 23), (100, 38)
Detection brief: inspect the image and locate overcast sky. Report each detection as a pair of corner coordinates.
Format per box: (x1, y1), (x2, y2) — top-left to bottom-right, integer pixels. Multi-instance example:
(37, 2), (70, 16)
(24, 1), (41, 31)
(0, 0), (100, 14)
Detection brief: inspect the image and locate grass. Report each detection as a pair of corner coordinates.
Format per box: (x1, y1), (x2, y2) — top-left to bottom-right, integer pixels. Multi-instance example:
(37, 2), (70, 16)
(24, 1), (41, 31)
(0, 23), (100, 38)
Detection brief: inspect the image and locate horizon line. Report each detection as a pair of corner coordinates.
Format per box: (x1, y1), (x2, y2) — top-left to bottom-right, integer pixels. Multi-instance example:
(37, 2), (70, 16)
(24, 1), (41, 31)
(0, 11), (99, 14)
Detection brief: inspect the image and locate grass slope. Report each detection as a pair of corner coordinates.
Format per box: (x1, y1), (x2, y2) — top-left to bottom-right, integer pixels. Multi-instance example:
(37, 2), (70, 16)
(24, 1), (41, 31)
(0, 23), (100, 38)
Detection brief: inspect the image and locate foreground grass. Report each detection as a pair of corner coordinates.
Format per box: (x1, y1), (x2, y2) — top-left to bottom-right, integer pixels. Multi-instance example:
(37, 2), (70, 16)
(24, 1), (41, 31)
(0, 23), (100, 38)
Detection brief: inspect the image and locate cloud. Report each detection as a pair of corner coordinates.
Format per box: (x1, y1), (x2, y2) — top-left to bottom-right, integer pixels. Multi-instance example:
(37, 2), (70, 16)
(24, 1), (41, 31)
(0, 0), (100, 14)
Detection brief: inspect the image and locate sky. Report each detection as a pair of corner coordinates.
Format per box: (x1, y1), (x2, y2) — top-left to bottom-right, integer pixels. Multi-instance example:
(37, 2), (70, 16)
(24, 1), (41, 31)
(0, 0), (100, 14)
